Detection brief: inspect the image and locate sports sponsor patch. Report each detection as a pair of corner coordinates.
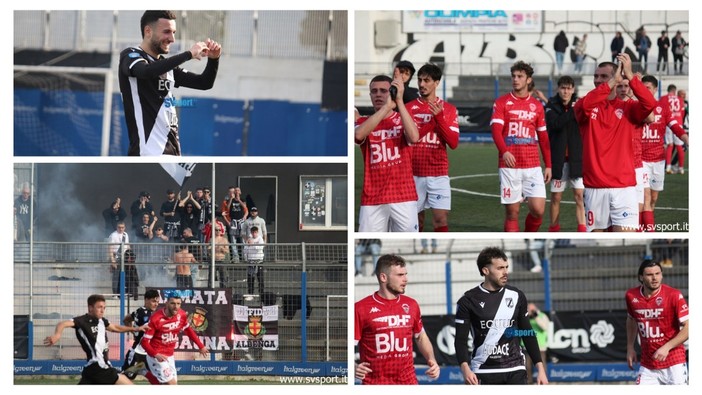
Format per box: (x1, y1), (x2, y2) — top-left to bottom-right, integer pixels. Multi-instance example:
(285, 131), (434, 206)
(128, 52), (141, 58)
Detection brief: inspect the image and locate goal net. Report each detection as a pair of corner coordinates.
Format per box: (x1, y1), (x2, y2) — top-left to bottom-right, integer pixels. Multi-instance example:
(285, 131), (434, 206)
(14, 65), (113, 156)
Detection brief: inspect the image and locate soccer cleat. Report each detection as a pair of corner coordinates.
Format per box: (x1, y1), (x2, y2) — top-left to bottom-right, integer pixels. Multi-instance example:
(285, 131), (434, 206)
(123, 361), (145, 379)
(678, 168), (685, 174)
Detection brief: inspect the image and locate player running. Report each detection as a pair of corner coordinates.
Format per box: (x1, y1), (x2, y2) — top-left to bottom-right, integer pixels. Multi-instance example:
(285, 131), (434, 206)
(626, 259), (688, 384)
(121, 289), (161, 380)
(140, 291), (209, 384)
(354, 254), (440, 384)
(491, 61), (551, 232)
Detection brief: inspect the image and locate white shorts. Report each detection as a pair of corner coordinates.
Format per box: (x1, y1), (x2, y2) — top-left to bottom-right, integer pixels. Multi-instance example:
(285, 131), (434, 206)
(635, 167), (646, 204)
(414, 175), (451, 211)
(146, 354), (177, 384)
(499, 167), (546, 204)
(644, 160), (666, 192)
(550, 162), (584, 193)
(665, 127), (684, 145)
(584, 187), (639, 231)
(358, 201), (419, 232)
(636, 363), (688, 385)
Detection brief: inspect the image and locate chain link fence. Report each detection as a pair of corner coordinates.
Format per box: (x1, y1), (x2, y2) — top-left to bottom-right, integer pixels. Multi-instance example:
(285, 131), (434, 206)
(15, 241), (347, 363)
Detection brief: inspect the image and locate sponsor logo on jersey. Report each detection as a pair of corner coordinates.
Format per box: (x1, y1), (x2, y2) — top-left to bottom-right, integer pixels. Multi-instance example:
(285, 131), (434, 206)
(505, 297), (514, 308)
(370, 307), (380, 313)
(656, 297), (663, 306)
(372, 314), (411, 327)
(479, 302), (485, 308)
(374, 331), (409, 353)
(128, 52), (141, 58)
(402, 304), (410, 314)
(480, 319), (515, 329)
(634, 308), (663, 318)
(615, 109), (624, 119)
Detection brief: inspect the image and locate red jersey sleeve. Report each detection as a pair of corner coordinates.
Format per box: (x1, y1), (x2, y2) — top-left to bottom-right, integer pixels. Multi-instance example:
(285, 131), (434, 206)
(674, 290), (689, 324)
(435, 104), (460, 149)
(490, 99), (508, 155)
(628, 77), (657, 123)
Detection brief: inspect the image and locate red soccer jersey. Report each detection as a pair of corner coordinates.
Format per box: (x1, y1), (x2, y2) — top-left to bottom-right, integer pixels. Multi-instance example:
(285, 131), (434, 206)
(491, 93), (550, 169)
(574, 77), (656, 188)
(625, 284), (689, 370)
(354, 292), (424, 384)
(141, 307), (204, 357)
(642, 97), (687, 162)
(407, 97), (460, 176)
(632, 122), (643, 168)
(665, 93), (684, 124)
(356, 112), (418, 206)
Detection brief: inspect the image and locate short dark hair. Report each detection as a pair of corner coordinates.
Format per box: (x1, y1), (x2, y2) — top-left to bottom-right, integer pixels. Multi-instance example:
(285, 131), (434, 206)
(144, 289), (160, 299)
(370, 75), (393, 85)
(667, 84), (677, 93)
(251, 226), (259, 232)
(476, 247), (508, 276)
(417, 63), (443, 81)
(638, 259), (662, 282)
(642, 75), (659, 88)
(140, 11), (176, 38)
(87, 294), (106, 306)
(557, 75), (575, 87)
(510, 61), (534, 78)
(375, 254), (406, 279)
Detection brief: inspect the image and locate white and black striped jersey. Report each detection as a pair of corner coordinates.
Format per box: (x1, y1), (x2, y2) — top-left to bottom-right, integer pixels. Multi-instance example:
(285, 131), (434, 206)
(73, 314), (113, 368)
(454, 284), (541, 374)
(128, 307), (154, 355)
(118, 47), (219, 156)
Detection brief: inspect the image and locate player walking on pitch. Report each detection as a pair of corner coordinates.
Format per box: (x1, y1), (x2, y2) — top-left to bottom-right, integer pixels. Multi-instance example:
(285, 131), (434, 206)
(626, 259), (688, 385)
(407, 63), (459, 232)
(491, 61), (552, 232)
(354, 254), (440, 384)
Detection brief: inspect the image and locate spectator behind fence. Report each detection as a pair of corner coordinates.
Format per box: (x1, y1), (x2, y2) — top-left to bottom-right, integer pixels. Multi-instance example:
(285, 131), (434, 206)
(178, 190), (202, 240)
(355, 239), (382, 277)
(671, 31), (687, 74)
(135, 212), (155, 242)
(574, 34), (587, 74)
(553, 30), (569, 74)
(14, 183), (33, 242)
(524, 303), (551, 384)
(180, 227), (202, 285)
(130, 191), (155, 237)
(207, 217), (229, 288)
(108, 221), (130, 296)
(244, 226), (265, 300)
(634, 27), (652, 72)
(102, 197), (127, 237)
(173, 244), (196, 288)
(160, 189), (181, 240)
(657, 30), (670, 74)
(611, 31), (624, 62)
(420, 239), (437, 254)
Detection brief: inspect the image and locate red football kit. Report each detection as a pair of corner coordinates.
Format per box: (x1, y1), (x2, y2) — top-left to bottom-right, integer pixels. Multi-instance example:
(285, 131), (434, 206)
(407, 97), (460, 176)
(141, 307), (204, 357)
(625, 284), (689, 369)
(642, 97), (687, 162)
(356, 112), (418, 206)
(491, 93), (551, 169)
(665, 93), (684, 124)
(354, 292), (424, 384)
(574, 77), (656, 188)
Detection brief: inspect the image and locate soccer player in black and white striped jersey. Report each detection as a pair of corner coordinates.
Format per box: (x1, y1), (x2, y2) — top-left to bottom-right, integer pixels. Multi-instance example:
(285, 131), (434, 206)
(43, 294), (149, 384)
(454, 247), (548, 385)
(118, 10), (220, 156)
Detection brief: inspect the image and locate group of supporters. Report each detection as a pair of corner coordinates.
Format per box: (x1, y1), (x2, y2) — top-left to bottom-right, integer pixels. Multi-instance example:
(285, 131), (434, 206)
(355, 54), (688, 232)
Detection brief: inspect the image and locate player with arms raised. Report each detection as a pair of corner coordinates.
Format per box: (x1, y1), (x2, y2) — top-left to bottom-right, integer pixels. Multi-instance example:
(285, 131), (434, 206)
(354, 254), (440, 384)
(626, 259), (688, 384)
(140, 291), (209, 385)
(491, 61), (551, 232)
(407, 63), (459, 233)
(355, 72), (421, 232)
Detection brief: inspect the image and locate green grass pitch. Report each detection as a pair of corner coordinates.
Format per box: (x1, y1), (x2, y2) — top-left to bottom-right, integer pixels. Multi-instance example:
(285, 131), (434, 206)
(354, 142), (689, 232)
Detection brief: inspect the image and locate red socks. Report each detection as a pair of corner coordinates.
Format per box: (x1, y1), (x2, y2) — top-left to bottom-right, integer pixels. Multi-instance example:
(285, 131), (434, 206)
(642, 211), (655, 232)
(434, 226), (448, 232)
(525, 213), (542, 232)
(504, 218), (520, 232)
(548, 224), (560, 232)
